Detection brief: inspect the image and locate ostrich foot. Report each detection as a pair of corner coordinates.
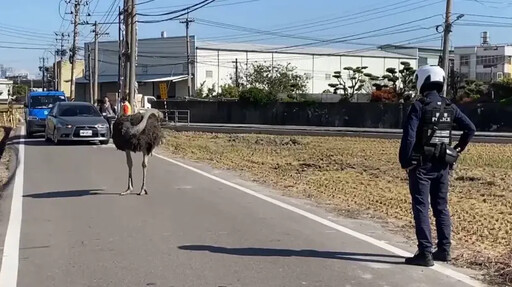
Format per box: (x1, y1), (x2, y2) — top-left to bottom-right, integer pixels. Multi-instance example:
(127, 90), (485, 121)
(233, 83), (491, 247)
(137, 188), (148, 196)
(120, 188), (133, 196)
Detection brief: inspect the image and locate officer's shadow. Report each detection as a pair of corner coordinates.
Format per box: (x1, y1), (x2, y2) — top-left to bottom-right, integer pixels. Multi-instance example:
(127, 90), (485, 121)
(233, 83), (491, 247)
(178, 245), (405, 265)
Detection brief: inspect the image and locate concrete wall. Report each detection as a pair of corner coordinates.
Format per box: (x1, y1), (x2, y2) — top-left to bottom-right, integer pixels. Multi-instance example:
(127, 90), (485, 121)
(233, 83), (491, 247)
(153, 100), (512, 132)
(195, 49), (418, 95)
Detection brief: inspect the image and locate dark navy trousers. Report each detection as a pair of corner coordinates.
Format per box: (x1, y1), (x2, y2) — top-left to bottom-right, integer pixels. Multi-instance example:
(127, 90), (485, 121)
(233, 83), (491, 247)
(408, 161), (452, 253)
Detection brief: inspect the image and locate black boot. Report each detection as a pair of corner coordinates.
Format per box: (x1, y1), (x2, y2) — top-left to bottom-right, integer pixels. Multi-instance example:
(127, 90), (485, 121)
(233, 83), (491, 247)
(433, 249), (451, 262)
(405, 250), (434, 267)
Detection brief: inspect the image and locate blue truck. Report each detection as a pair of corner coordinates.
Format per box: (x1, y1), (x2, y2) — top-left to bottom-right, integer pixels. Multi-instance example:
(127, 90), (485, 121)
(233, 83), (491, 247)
(25, 91), (67, 137)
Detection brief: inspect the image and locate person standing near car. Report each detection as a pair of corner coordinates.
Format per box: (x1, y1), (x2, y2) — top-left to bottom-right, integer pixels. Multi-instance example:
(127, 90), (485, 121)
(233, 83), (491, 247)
(120, 97), (132, 115)
(99, 96), (116, 133)
(399, 65), (476, 267)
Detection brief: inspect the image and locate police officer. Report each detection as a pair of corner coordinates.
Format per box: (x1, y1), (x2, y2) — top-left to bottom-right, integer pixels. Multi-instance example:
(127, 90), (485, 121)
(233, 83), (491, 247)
(399, 65), (476, 267)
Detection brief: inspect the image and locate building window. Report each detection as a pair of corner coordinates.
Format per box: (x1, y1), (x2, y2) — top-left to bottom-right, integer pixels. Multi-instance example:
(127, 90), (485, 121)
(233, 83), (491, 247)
(325, 73), (331, 80)
(206, 70), (213, 78)
(460, 55), (470, 66)
(476, 72), (492, 82)
(477, 55), (505, 66)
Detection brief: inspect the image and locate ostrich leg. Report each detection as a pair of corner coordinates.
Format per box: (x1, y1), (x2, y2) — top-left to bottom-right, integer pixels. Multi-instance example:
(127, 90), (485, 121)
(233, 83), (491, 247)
(139, 153), (149, 195)
(121, 150), (134, 195)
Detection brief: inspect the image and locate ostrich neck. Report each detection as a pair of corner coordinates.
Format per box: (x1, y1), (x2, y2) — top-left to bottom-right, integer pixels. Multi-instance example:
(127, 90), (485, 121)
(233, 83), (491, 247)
(128, 109), (160, 134)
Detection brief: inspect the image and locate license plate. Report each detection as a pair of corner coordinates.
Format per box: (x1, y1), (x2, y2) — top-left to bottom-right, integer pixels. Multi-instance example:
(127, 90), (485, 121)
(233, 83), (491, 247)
(79, 130), (93, 136)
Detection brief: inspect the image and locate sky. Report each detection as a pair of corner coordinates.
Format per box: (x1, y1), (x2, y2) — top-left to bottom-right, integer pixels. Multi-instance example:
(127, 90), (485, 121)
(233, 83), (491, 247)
(2, 0), (512, 78)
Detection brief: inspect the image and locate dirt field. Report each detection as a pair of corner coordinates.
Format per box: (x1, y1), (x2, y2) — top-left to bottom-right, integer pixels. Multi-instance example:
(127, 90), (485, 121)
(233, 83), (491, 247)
(159, 130), (512, 286)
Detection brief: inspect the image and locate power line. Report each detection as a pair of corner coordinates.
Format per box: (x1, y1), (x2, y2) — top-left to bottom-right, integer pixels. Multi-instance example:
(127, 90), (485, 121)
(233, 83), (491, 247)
(137, 0), (211, 17)
(199, 0), (432, 42)
(265, 14), (442, 52)
(137, 0), (216, 24)
(0, 45), (49, 50)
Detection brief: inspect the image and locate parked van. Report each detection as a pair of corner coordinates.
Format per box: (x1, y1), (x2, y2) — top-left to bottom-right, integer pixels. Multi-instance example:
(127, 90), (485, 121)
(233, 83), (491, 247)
(25, 91), (67, 137)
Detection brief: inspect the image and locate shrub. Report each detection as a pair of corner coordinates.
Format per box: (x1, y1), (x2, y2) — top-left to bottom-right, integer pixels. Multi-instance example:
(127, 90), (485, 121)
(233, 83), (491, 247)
(238, 87), (276, 105)
(370, 88), (396, 102)
(217, 84), (240, 99)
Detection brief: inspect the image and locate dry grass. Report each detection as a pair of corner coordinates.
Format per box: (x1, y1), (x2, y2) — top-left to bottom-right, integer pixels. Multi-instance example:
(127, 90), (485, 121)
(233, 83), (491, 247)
(0, 128), (11, 189)
(159, 131), (512, 286)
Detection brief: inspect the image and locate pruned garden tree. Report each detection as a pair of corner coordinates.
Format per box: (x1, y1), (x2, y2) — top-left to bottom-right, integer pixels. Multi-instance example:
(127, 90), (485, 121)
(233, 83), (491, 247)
(328, 66), (380, 101)
(381, 61), (416, 102)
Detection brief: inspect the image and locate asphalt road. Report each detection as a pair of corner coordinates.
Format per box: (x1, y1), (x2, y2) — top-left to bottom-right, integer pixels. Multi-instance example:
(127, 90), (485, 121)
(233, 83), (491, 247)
(0, 127), (486, 287)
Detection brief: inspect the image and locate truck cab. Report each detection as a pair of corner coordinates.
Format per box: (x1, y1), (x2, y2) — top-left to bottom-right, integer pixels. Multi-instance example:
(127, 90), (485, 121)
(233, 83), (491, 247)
(25, 91), (67, 137)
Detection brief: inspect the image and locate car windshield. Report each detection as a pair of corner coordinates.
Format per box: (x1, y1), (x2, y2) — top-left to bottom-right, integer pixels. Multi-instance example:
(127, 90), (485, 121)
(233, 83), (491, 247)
(30, 95), (66, 109)
(57, 105), (102, 117)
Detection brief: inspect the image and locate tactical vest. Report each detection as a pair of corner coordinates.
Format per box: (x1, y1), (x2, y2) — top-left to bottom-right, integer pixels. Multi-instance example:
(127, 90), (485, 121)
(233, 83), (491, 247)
(413, 97), (455, 157)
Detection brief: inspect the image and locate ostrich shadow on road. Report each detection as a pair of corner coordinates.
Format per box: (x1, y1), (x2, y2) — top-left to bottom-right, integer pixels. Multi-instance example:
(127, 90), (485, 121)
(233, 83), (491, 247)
(178, 245), (405, 265)
(23, 189), (121, 199)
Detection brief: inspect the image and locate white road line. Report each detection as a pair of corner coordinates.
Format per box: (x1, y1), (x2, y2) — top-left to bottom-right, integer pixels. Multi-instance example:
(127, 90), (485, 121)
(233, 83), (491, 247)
(154, 153), (485, 287)
(0, 128), (25, 287)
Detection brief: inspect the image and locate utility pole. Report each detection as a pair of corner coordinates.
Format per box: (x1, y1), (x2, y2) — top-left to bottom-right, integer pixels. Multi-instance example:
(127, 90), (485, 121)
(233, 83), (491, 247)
(441, 0), (452, 97)
(93, 21), (100, 105)
(54, 32), (69, 91)
(88, 46), (93, 103)
(53, 51), (58, 90)
(180, 13), (194, 98)
(233, 58), (239, 88)
(70, 0), (82, 100)
(118, 5), (123, 114)
(40, 57), (46, 91)
(129, 0), (138, 108)
(123, 0), (132, 105)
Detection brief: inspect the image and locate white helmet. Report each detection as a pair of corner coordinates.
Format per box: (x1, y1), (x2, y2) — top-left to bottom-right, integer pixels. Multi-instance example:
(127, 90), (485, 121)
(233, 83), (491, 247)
(414, 65), (445, 94)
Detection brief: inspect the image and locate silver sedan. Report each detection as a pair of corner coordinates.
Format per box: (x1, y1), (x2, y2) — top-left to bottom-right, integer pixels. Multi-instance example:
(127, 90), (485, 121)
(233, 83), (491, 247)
(45, 102), (110, 145)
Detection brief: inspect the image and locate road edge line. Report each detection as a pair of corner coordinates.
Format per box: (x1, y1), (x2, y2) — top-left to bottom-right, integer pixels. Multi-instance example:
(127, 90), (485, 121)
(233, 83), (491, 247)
(0, 126), (25, 287)
(154, 153), (485, 287)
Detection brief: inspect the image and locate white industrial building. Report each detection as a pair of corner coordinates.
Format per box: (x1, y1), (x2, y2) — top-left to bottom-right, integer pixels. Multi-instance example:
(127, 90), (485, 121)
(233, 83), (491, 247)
(454, 32), (512, 82)
(196, 42), (418, 95)
(78, 35), (419, 101)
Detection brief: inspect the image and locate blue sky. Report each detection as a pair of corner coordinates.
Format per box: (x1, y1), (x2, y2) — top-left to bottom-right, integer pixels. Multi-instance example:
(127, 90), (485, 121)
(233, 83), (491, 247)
(1, 0), (512, 77)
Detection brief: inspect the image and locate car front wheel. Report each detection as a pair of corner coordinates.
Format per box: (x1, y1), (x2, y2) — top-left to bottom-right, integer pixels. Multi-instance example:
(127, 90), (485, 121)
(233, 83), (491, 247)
(44, 129), (51, 142)
(53, 130), (59, 145)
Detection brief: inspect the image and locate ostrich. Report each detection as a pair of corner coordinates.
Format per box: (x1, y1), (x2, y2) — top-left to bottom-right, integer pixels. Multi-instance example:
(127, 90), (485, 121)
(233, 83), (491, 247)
(112, 108), (164, 196)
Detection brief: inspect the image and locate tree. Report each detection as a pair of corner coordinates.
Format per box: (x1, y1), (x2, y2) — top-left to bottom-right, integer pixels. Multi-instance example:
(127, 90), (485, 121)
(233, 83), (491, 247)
(217, 84), (240, 99)
(238, 87), (276, 104)
(381, 61), (416, 102)
(490, 77), (512, 103)
(233, 62), (309, 98)
(448, 70), (464, 100)
(195, 81), (206, 98)
(457, 79), (487, 103)
(12, 85), (28, 97)
(328, 66), (379, 101)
